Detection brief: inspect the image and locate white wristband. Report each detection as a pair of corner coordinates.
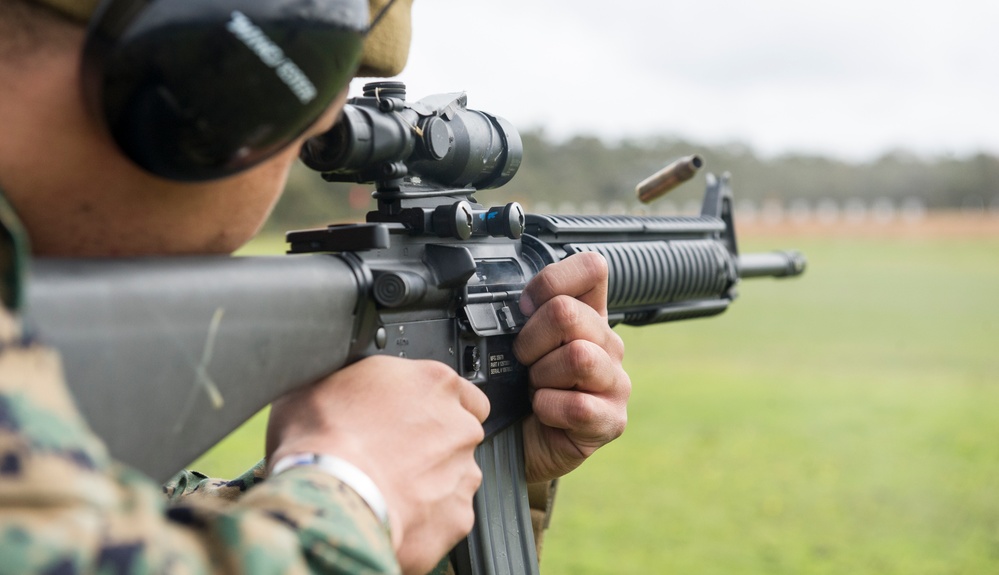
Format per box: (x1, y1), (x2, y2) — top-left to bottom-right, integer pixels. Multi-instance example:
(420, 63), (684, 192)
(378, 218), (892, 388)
(270, 453), (390, 531)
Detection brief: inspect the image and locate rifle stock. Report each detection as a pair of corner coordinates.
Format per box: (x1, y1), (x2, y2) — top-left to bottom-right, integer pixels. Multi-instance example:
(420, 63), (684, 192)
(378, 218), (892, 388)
(25, 84), (807, 575)
(26, 255), (362, 482)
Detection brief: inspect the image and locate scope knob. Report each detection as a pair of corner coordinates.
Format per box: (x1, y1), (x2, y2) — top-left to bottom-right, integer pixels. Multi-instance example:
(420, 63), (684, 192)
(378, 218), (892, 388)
(362, 81), (407, 99)
(433, 201), (474, 240)
(486, 203), (526, 239)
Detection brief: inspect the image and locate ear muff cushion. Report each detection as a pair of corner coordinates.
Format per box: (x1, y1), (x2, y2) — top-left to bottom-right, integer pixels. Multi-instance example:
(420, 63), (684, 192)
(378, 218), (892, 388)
(83, 0), (368, 181)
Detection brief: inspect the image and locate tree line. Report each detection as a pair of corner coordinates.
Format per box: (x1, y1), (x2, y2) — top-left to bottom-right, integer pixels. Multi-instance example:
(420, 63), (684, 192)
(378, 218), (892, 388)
(265, 131), (999, 233)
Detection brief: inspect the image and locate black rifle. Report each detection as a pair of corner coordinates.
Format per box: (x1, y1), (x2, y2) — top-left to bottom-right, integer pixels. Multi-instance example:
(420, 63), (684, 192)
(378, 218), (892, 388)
(25, 82), (805, 575)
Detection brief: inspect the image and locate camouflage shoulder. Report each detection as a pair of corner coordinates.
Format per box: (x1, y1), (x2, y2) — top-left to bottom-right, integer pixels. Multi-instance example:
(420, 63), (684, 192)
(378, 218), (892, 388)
(0, 332), (113, 491)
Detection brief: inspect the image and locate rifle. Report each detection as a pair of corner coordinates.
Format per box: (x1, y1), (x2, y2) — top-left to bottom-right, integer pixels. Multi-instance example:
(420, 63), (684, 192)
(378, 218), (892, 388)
(25, 82), (806, 575)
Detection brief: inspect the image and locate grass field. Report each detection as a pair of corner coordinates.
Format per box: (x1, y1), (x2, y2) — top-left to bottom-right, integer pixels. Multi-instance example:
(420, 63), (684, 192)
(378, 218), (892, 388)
(194, 221), (999, 574)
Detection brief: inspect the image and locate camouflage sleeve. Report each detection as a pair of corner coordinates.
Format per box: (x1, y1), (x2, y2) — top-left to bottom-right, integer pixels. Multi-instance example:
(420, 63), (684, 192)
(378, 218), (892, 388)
(527, 480), (557, 559)
(0, 311), (399, 574)
(163, 460), (268, 504)
(172, 458), (559, 575)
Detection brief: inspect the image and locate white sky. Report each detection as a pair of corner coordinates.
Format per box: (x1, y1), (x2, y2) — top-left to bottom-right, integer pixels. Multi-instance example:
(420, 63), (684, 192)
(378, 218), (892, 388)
(357, 0), (999, 162)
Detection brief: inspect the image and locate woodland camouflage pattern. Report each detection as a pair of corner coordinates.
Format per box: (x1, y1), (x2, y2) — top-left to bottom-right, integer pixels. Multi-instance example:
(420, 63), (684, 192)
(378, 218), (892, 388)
(0, 307), (399, 575)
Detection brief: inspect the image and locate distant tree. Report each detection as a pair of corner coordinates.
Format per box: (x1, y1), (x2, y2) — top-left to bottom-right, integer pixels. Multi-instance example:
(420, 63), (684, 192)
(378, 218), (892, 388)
(264, 132), (999, 233)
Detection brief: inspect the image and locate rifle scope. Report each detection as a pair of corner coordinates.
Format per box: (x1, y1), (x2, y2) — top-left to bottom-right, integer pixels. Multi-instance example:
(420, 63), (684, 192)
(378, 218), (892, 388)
(301, 82), (522, 191)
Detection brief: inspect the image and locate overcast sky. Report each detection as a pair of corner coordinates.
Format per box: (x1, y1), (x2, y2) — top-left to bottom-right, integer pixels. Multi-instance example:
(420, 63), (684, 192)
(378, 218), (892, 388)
(356, 0), (998, 162)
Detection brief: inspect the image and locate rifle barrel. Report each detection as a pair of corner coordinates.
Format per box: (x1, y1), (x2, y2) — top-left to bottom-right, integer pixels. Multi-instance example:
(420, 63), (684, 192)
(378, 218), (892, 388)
(737, 251), (807, 278)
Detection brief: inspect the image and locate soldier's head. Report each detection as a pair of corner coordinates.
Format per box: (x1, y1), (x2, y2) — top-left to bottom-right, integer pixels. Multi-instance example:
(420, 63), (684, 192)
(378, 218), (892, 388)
(0, 0), (412, 256)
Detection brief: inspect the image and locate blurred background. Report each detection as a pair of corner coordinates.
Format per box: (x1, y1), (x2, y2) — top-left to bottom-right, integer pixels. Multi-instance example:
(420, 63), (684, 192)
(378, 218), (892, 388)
(197, 1), (999, 573)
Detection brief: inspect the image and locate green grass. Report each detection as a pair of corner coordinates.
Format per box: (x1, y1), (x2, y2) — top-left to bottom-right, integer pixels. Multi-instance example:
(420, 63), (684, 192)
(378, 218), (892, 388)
(544, 235), (999, 575)
(194, 233), (999, 574)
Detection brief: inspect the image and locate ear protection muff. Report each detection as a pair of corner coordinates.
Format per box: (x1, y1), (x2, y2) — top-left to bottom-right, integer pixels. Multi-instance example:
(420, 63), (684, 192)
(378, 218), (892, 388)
(82, 0), (369, 181)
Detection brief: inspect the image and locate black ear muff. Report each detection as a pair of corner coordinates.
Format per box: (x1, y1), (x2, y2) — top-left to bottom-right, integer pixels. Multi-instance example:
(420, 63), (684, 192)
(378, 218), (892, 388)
(82, 0), (368, 181)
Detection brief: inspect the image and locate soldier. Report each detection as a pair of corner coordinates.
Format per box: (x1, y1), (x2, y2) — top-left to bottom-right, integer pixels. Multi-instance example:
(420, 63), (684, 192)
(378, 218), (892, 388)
(0, 0), (631, 573)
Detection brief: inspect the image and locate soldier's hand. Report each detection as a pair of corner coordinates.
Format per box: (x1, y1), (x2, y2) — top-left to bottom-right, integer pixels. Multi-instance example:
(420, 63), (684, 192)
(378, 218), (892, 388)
(514, 252), (631, 483)
(266, 356), (489, 575)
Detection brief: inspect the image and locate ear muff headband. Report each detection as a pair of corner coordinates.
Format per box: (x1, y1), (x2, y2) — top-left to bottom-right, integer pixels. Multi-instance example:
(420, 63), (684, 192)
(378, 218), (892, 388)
(82, 0), (369, 181)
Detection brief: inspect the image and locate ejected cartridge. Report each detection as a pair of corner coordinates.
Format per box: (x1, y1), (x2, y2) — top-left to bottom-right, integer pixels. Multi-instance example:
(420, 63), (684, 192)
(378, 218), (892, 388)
(636, 155), (704, 203)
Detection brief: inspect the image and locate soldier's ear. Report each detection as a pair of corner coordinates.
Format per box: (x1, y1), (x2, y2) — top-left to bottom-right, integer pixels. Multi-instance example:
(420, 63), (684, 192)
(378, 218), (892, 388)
(80, 0), (369, 182)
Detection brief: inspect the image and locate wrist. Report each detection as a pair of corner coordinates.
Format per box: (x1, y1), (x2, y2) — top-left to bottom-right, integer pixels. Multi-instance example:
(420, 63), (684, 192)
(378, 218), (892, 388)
(270, 452), (391, 535)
